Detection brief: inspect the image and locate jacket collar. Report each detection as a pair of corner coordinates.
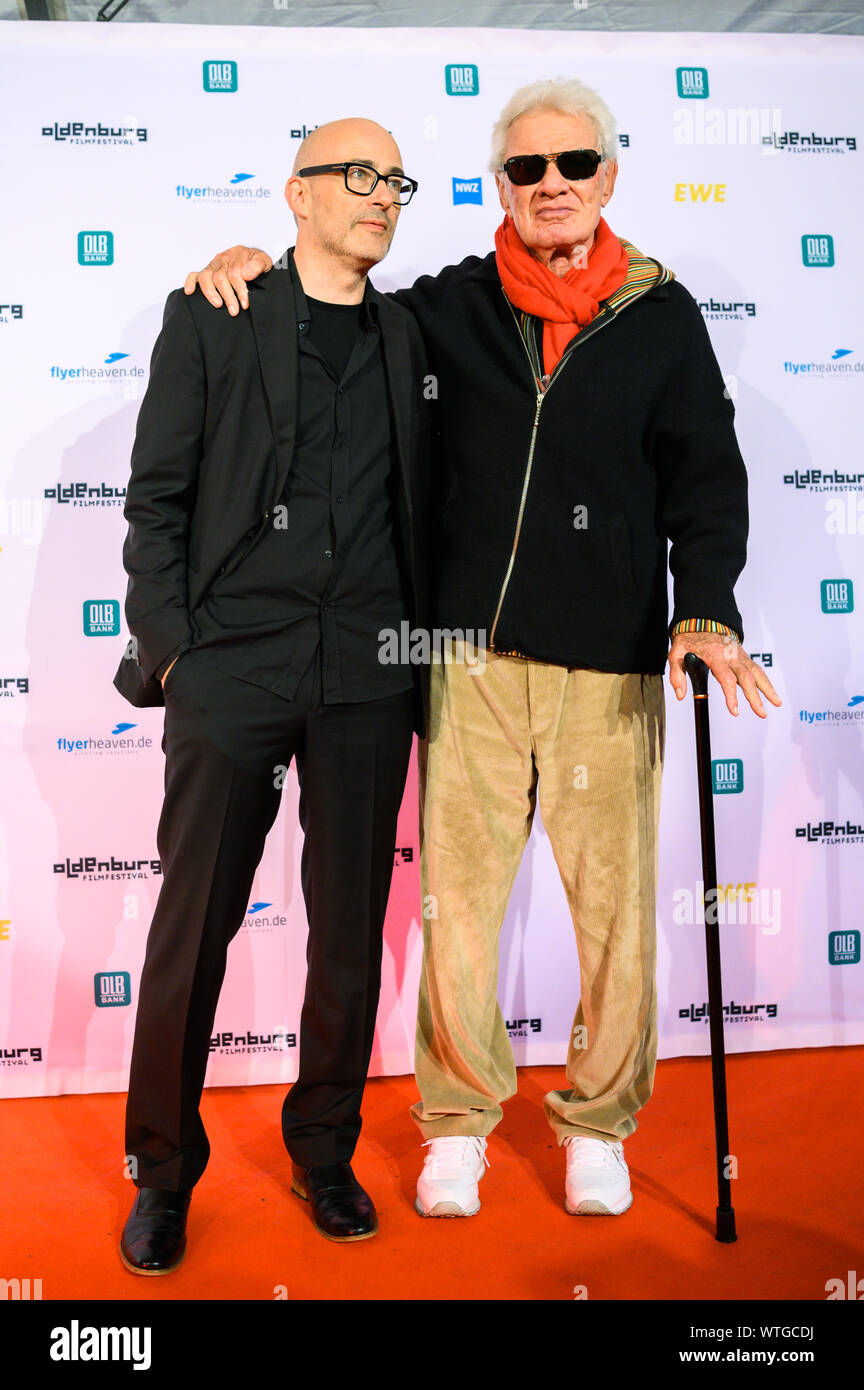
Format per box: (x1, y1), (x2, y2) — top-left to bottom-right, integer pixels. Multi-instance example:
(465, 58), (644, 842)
(248, 245), (413, 510)
(260, 244), (381, 326)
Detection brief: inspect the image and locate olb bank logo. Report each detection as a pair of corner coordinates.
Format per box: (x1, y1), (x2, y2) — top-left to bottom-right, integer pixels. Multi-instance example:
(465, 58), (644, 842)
(94, 971), (131, 1007)
(78, 231), (113, 266)
(676, 67), (709, 98)
(83, 600), (119, 635)
(203, 61), (237, 92)
(829, 930), (860, 965)
(712, 758), (743, 794)
(802, 235), (834, 267)
(445, 64), (478, 96)
(821, 579), (853, 613)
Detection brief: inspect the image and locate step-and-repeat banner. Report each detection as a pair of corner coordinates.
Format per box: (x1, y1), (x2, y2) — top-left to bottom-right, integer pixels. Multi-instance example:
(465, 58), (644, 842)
(1, 24), (862, 1097)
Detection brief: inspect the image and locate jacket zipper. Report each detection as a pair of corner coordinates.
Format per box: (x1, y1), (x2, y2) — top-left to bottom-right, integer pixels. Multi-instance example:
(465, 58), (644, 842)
(487, 295), (616, 654)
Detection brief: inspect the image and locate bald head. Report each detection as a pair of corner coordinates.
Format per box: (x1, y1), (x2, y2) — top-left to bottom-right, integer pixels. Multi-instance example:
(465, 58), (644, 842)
(284, 115), (409, 282)
(292, 117), (402, 176)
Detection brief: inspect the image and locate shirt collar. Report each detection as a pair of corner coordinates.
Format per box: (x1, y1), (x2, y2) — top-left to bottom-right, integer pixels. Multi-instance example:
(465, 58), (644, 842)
(285, 245), (379, 332)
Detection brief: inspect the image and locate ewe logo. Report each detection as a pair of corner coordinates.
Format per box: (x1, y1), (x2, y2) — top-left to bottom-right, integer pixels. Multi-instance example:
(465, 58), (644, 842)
(829, 930), (860, 965)
(94, 971), (131, 1007)
(445, 64), (478, 96)
(452, 177), (482, 205)
(802, 235), (834, 266)
(821, 579), (853, 613)
(203, 60), (237, 92)
(712, 759), (743, 794)
(77, 231), (113, 266)
(83, 600), (119, 636)
(674, 182), (726, 202)
(676, 67), (709, 99)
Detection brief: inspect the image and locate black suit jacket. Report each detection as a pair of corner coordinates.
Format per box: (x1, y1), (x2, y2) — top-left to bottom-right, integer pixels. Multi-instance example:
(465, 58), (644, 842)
(113, 249), (432, 736)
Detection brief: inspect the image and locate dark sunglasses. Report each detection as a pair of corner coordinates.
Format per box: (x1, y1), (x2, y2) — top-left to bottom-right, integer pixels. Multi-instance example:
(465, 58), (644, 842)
(501, 148), (605, 185)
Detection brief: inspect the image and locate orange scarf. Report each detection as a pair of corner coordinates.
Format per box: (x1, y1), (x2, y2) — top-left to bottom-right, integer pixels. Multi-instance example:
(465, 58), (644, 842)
(494, 213), (629, 377)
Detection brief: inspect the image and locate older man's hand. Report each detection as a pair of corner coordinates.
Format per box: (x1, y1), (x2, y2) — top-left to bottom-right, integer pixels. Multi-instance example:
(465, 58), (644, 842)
(184, 245), (272, 314)
(667, 631), (781, 718)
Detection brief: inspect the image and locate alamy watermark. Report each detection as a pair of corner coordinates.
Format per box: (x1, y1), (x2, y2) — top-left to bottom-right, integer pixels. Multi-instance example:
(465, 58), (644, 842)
(378, 623), (487, 672)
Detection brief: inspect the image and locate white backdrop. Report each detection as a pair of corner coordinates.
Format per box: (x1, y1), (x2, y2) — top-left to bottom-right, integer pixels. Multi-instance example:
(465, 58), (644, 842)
(0, 23), (862, 1098)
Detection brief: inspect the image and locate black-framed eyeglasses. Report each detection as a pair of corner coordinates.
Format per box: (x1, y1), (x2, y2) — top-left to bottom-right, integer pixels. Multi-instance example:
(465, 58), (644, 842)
(501, 149), (605, 186)
(297, 162), (419, 206)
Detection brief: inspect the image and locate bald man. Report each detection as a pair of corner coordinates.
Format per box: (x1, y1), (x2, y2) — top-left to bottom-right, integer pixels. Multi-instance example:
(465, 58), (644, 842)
(116, 119), (429, 1270)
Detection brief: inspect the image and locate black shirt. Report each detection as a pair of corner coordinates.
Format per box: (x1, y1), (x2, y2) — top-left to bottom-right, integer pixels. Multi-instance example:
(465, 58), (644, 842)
(187, 258), (414, 702)
(305, 294), (364, 379)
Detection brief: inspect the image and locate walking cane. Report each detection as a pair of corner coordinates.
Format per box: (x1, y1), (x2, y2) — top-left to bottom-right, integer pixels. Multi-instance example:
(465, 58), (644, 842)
(683, 652), (737, 1243)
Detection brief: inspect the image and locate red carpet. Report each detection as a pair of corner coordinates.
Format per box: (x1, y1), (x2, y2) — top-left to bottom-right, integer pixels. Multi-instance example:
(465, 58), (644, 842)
(2, 1048), (861, 1301)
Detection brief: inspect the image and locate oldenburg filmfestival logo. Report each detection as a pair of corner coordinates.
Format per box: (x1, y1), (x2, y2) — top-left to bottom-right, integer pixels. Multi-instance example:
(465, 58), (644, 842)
(42, 121), (147, 144)
(203, 60), (237, 92)
(676, 67), (709, 99)
(445, 64), (478, 95)
(77, 232), (113, 266)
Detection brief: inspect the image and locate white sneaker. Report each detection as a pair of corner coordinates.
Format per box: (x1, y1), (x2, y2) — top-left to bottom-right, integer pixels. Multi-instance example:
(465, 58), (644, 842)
(564, 1135), (633, 1215)
(415, 1136), (490, 1217)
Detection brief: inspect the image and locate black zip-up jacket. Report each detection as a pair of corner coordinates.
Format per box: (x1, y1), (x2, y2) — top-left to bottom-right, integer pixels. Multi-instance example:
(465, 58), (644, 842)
(393, 249), (748, 674)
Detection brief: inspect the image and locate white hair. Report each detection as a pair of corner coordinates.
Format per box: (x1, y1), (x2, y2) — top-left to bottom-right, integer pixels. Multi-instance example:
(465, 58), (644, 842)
(488, 77), (619, 172)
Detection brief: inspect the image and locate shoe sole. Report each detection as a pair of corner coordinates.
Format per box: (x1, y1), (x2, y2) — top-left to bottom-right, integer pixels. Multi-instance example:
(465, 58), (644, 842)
(118, 1239), (186, 1275)
(291, 1178), (378, 1242)
(414, 1197), (481, 1218)
(565, 1192), (633, 1216)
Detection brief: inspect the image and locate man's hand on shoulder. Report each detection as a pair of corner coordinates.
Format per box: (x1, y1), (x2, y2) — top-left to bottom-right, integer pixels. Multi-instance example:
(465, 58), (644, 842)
(184, 246), (273, 315)
(667, 631), (782, 718)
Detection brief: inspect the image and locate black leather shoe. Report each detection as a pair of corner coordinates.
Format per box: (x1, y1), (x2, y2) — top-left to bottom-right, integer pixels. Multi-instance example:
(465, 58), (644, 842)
(118, 1186), (191, 1275)
(291, 1161), (378, 1242)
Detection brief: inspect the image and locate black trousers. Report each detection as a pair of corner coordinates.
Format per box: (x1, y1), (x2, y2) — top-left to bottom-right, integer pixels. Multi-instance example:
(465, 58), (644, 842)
(124, 646), (415, 1191)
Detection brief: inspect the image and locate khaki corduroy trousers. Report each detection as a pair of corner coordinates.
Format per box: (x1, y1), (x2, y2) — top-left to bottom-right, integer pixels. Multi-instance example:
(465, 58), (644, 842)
(410, 645), (665, 1145)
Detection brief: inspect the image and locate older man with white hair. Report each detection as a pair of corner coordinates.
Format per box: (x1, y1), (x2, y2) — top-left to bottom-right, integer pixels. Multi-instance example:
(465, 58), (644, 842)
(186, 77), (779, 1222)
